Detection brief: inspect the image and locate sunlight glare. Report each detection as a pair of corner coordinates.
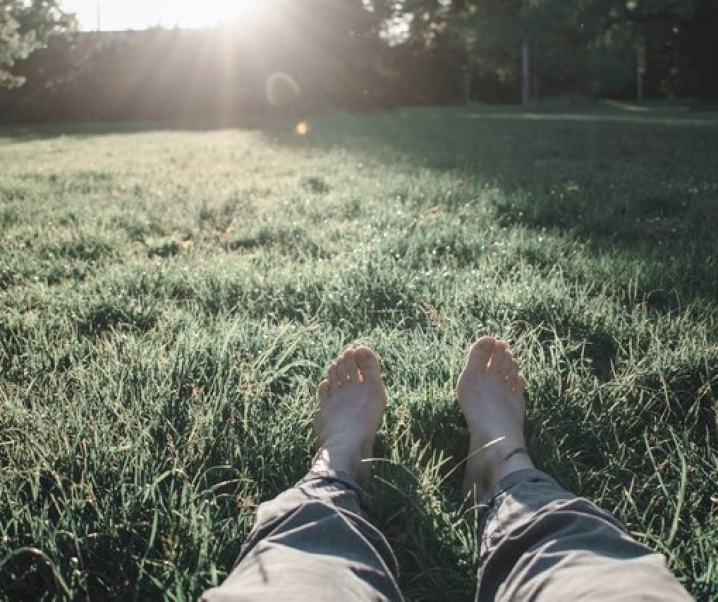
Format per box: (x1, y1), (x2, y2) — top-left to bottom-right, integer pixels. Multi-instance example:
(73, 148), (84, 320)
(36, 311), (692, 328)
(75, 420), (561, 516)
(61, 0), (277, 31)
(228, 0), (274, 24)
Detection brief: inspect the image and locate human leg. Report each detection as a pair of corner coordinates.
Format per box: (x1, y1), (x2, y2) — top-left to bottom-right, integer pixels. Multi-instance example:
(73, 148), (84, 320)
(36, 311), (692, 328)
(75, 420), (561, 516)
(201, 347), (402, 602)
(457, 337), (693, 602)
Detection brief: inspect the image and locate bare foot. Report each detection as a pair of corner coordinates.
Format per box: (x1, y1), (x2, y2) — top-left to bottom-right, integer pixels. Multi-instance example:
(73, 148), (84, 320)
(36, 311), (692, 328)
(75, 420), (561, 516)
(457, 336), (534, 500)
(313, 346), (387, 488)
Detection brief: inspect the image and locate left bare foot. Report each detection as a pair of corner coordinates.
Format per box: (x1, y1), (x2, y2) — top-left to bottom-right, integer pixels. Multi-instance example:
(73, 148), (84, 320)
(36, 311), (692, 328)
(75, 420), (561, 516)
(312, 346), (387, 487)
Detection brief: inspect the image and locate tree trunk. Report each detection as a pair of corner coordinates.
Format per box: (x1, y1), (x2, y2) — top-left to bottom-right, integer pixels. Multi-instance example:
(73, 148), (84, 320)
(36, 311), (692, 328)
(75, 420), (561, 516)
(691, 0), (718, 101)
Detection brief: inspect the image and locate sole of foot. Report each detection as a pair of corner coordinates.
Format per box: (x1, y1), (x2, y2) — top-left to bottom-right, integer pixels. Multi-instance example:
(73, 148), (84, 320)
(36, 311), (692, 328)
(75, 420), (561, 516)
(456, 336), (534, 500)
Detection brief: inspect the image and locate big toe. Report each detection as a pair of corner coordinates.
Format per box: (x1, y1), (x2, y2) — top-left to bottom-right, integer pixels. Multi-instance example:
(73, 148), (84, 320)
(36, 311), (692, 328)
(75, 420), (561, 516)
(464, 336), (496, 374)
(354, 346), (382, 382)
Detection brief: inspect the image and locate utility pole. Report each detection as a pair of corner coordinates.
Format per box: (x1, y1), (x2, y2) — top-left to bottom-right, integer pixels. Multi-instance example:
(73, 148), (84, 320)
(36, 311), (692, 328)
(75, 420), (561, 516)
(636, 39), (646, 102)
(96, 1), (101, 31)
(521, 0), (530, 105)
(522, 39), (530, 105)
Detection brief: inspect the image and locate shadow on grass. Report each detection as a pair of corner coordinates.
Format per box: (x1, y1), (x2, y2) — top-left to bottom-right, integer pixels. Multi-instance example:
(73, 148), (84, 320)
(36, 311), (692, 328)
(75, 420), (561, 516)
(372, 459), (476, 601)
(0, 115), (275, 143)
(2, 100), (716, 139)
(260, 102), (718, 309)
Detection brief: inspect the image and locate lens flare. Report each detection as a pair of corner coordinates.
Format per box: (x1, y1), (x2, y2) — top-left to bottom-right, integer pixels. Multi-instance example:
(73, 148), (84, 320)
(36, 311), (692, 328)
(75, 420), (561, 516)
(266, 72), (301, 107)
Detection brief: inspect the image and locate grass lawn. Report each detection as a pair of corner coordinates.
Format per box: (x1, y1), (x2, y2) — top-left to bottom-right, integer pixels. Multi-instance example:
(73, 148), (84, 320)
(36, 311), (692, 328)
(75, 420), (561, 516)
(1, 101), (717, 600)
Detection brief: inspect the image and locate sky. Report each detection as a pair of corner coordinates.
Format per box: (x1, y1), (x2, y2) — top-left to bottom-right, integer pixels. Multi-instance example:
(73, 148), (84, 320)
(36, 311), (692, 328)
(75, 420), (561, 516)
(60, 0), (270, 31)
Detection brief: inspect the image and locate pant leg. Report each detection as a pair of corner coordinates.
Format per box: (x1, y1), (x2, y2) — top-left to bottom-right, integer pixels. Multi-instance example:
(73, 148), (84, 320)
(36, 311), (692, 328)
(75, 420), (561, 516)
(475, 468), (694, 601)
(201, 470), (403, 602)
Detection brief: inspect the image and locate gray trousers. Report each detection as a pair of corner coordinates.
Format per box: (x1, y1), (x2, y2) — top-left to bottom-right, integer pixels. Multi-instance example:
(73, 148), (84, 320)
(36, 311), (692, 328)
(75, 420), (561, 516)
(201, 468), (693, 601)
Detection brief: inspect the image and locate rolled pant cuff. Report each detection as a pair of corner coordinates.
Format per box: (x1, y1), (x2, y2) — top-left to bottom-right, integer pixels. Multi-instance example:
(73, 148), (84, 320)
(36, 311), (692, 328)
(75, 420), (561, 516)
(298, 469), (371, 507)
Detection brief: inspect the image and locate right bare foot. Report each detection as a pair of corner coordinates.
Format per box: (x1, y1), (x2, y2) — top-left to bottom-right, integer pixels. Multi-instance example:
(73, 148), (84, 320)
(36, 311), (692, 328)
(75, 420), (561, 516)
(456, 336), (534, 500)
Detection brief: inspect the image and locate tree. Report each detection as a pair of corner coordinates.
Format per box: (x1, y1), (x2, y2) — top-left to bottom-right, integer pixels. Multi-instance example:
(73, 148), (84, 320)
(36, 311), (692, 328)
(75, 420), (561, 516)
(0, 0), (74, 88)
(690, 0), (718, 100)
(381, 0), (714, 101)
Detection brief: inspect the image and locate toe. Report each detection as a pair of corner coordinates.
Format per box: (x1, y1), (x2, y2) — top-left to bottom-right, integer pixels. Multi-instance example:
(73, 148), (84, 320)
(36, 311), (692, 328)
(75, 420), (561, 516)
(345, 349), (359, 382)
(328, 362), (339, 387)
(498, 348), (514, 379)
(515, 374), (527, 394)
(466, 336), (495, 373)
(318, 379), (330, 401)
(354, 346), (382, 381)
(507, 361), (520, 387)
(337, 356), (348, 383)
(487, 340), (507, 373)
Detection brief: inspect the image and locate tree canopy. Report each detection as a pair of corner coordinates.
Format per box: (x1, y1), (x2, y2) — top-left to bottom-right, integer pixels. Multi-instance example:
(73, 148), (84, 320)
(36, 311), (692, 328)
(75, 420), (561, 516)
(378, 0), (716, 100)
(0, 0), (74, 87)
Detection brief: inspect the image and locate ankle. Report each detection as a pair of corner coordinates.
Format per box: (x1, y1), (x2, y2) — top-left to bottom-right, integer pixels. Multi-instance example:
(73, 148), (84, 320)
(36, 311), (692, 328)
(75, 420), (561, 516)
(464, 445), (534, 499)
(312, 442), (362, 479)
(486, 451), (534, 491)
